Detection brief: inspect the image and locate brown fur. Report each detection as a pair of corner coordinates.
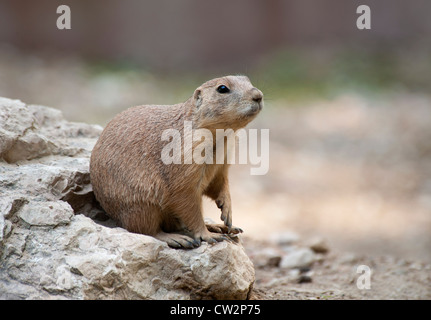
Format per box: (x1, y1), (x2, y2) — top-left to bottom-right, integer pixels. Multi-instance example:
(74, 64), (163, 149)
(90, 75), (263, 248)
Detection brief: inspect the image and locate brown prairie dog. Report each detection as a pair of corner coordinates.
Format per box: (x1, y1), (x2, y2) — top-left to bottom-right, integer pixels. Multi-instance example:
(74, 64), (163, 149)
(90, 75), (263, 248)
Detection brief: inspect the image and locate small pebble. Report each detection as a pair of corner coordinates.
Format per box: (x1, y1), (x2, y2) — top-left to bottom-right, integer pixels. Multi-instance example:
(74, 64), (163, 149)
(308, 237), (330, 254)
(297, 274), (313, 284)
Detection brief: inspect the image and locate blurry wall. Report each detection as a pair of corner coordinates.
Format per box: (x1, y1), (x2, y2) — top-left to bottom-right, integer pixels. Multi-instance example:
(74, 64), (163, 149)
(0, 0), (430, 72)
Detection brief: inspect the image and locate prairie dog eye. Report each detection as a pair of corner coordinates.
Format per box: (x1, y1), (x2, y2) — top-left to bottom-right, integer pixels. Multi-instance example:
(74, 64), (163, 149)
(216, 85), (230, 94)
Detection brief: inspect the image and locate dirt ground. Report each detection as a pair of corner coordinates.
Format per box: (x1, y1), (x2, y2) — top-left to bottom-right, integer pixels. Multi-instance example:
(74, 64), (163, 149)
(243, 236), (431, 300)
(1, 50), (430, 299)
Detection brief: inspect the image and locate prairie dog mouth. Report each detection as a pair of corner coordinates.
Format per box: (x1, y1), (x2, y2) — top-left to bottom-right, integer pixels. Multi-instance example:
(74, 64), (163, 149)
(246, 101), (263, 115)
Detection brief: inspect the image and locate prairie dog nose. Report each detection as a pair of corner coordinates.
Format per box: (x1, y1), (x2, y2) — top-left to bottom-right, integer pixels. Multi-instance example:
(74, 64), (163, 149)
(251, 88), (263, 103)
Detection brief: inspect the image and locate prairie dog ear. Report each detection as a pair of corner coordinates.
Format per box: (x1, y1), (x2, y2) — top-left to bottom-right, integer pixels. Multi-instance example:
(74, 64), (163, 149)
(193, 88), (202, 108)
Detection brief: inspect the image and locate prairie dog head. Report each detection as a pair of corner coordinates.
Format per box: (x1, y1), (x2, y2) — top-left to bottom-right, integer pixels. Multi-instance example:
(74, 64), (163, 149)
(192, 75), (263, 130)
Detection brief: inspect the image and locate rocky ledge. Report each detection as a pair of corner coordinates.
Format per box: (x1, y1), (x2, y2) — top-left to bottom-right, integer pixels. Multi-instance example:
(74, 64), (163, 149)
(0, 97), (255, 299)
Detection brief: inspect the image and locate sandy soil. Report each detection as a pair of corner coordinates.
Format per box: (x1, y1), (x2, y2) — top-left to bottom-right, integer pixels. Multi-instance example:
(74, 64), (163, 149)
(244, 236), (431, 300)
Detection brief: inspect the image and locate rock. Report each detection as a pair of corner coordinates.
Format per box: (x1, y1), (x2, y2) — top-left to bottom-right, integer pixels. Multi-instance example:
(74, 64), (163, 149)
(0, 97), (255, 300)
(1, 214), (254, 300)
(307, 237), (330, 254)
(279, 248), (316, 269)
(269, 231), (299, 246)
(19, 201), (74, 227)
(296, 274), (313, 284)
(339, 253), (359, 265)
(249, 247), (283, 268)
(0, 98), (102, 163)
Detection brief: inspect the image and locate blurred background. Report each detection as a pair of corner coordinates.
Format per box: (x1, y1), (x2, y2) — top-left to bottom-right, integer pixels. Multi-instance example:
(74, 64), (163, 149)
(0, 0), (430, 262)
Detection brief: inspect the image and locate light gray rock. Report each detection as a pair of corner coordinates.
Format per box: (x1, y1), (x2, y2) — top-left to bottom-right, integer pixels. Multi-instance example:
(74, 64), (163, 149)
(279, 248), (316, 269)
(0, 97), (255, 300)
(1, 213), (254, 300)
(0, 98), (102, 163)
(249, 247), (283, 268)
(269, 231), (300, 246)
(19, 201), (74, 227)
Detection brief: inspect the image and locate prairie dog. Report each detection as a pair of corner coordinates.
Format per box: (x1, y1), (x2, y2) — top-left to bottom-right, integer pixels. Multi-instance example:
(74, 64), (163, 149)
(90, 75), (263, 248)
